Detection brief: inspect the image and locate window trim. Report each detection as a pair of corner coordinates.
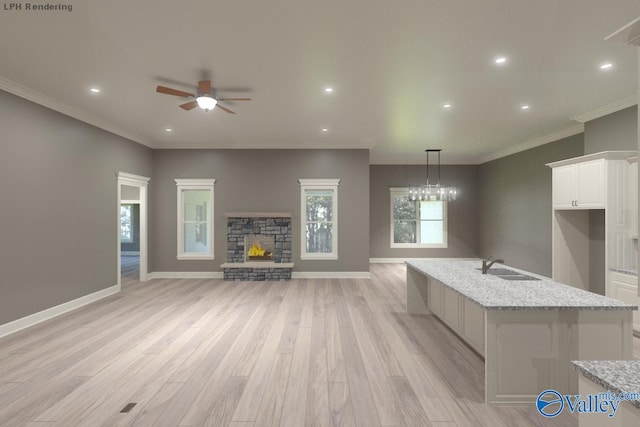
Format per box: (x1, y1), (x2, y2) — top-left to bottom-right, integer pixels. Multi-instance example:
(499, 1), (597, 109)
(389, 187), (448, 249)
(299, 178), (340, 260)
(175, 179), (216, 260)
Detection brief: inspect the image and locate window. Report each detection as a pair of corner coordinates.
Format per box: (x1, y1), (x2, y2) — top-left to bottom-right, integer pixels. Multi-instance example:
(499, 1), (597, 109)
(120, 204), (133, 243)
(390, 188), (447, 248)
(299, 179), (340, 259)
(175, 179), (216, 260)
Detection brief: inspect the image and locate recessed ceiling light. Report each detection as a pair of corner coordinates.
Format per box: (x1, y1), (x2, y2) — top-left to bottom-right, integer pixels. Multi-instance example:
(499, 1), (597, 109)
(321, 128), (329, 132)
(165, 128), (173, 132)
(324, 87), (334, 93)
(443, 103), (452, 109)
(521, 105), (530, 110)
(495, 56), (507, 65)
(600, 62), (613, 70)
(89, 87), (101, 93)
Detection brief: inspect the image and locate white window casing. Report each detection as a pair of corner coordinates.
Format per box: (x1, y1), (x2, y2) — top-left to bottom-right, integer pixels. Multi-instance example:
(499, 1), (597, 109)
(175, 179), (216, 260)
(299, 179), (340, 260)
(390, 187), (448, 248)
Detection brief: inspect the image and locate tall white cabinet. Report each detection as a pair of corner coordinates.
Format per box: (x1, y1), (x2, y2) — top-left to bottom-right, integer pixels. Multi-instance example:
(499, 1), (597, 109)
(547, 151), (637, 303)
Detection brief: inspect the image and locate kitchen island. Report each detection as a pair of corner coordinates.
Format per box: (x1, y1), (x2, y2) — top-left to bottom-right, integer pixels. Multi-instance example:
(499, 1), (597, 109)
(406, 259), (636, 405)
(572, 361), (640, 426)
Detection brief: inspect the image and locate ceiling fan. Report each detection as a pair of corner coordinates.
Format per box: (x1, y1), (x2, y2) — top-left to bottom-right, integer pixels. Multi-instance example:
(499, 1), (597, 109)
(156, 80), (251, 114)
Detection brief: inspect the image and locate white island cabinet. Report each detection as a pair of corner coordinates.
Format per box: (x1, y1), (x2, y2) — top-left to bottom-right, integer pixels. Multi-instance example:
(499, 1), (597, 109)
(406, 259), (636, 405)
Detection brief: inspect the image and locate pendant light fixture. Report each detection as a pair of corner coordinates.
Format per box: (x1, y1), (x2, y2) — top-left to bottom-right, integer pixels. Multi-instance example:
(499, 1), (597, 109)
(409, 149), (457, 202)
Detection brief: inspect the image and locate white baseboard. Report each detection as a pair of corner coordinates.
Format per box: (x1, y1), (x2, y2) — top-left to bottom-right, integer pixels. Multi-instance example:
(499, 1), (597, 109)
(0, 283), (120, 339)
(292, 271), (371, 279)
(369, 258), (424, 263)
(148, 271), (371, 280)
(148, 271), (223, 279)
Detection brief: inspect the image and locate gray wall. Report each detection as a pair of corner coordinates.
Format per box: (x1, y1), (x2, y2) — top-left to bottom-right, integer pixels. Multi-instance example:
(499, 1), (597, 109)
(0, 89), (153, 325)
(589, 210), (605, 296)
(151, 149), (370, 273)
(477, 134), (584, 276)
(584, 106), (638, 154)
(369, 165), (479, 259)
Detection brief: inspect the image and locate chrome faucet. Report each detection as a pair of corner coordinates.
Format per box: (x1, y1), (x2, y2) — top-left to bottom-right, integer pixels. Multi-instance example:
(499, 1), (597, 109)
(482, 257), (505, 274)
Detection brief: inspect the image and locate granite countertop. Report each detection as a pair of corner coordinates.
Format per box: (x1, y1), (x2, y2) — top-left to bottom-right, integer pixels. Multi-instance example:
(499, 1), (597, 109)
(406, 259), (637, 311)
(572, 361), (640, 410)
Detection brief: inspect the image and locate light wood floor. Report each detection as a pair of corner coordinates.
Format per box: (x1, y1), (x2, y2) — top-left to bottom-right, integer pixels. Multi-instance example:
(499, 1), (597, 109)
(121, 254), (140, 285)
(1, 264), (638, 427)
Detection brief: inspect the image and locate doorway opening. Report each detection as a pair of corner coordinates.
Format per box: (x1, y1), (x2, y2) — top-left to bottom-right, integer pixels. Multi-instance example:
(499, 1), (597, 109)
(117, 172), (150, 288)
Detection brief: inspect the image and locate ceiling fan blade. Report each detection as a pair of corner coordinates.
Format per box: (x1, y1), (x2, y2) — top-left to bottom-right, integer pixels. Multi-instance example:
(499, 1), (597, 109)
(156, 85), (194, 98)
(216, 104), (236, 114)
(198, 80), (211, 95)
(179, 101), (199, 111)
(217, 98), (252, 101)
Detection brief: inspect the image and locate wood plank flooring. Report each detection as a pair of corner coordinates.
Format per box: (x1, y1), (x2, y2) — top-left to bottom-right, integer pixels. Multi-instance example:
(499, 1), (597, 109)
(1, 263), (638, 426)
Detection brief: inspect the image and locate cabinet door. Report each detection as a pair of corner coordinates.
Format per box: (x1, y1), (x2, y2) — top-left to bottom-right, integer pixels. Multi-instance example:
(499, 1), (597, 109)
(612, 280), (640, 333)
(630, 163), (638, 238)
(552, 165), (576, 209)
(442, 286), (461, 332)
(428, 278), (443, 318)
(576, 159), (605, 208)
(462, 299), (485, 356)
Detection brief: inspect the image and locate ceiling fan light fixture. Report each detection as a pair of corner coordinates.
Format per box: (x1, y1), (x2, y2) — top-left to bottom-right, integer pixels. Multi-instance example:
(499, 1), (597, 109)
(196, 95), (217, 111)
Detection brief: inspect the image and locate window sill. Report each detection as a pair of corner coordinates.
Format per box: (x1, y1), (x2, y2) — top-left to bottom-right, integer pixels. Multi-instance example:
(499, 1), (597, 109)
(177, 255), (215, 261)
(300, 254), (338, 260)
(391, 244), (448, 249)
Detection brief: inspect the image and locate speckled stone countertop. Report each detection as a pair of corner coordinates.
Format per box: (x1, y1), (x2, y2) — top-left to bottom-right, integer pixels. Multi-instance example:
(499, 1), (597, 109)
(572, 361), (640, 410)
(406, 259), (637, 311)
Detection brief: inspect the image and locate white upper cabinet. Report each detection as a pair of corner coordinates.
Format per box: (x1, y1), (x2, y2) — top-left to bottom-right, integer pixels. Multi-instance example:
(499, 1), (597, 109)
(551, 164), (578, 209)
(551, 159), (605, 209)
(548, 152), (635, 210)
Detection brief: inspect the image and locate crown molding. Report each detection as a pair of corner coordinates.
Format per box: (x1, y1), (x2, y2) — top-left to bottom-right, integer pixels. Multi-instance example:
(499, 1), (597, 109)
(152, 140), (376, 150)
(605, 17), (640, 46)
(570, 94), (638, 123)
(476, 124), (585, 165)
(0, 75), (152, 147)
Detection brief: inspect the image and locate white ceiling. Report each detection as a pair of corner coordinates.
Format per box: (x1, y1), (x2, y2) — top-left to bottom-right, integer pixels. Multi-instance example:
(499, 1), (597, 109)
(0, 1), (638, 164)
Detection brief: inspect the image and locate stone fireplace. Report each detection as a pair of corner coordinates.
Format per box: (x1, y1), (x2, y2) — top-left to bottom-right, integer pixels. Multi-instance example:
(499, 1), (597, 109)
(221, 212), (294, 280)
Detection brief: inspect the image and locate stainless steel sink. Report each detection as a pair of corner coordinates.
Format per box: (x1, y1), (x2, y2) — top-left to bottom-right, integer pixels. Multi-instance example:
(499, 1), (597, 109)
(485, 268), (519, 275)
(476, 267), (540, 281)
(496, 275), (540, 281)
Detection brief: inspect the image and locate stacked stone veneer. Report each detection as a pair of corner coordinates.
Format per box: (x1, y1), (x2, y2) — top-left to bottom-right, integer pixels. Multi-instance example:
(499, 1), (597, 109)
(224, 215), (293, 281)
(224, 267), (292, 281)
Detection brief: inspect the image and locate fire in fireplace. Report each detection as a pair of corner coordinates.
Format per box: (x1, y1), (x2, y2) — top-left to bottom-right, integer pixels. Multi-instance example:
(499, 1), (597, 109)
(245, 235), (275, 261)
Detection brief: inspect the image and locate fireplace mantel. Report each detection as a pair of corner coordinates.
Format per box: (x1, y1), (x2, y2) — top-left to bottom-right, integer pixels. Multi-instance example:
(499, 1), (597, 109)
(225, 212), (292, 218)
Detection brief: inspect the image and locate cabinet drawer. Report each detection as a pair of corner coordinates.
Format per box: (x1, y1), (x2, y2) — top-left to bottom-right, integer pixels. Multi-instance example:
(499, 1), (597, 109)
(611, 279), (640, 333)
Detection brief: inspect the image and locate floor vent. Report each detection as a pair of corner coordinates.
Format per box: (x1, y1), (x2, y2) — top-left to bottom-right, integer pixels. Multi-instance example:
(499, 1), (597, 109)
(120, 403), (137, 413)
